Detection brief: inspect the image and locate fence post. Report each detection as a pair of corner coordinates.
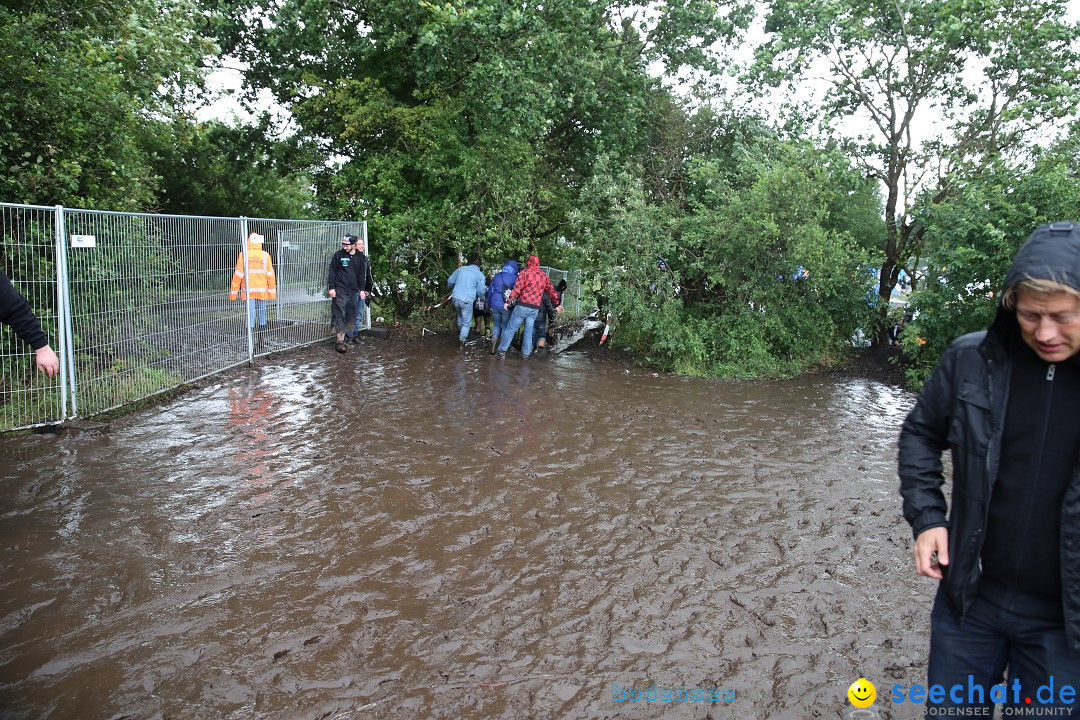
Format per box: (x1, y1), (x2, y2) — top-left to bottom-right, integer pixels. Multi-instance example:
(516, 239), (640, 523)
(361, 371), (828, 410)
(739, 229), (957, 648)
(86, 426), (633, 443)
(239, 217), (253, 363)
(55, 205), (76, 420)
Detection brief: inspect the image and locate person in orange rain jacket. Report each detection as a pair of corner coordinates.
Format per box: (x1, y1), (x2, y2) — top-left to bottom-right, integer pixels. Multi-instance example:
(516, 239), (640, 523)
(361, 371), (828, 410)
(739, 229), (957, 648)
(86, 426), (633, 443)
(229, 231), (277, 330)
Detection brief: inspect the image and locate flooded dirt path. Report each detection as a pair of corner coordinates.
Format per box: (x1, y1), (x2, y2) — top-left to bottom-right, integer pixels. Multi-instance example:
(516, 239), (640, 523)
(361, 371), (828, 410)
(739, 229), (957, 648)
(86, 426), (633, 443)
(1, 338), (932, 719)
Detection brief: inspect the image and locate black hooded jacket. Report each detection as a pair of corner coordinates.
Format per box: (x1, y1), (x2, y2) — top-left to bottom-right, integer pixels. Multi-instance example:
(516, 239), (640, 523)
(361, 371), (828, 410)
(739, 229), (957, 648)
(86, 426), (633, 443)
(0, 268), (47, 350)
(898, 221), (1080, 654)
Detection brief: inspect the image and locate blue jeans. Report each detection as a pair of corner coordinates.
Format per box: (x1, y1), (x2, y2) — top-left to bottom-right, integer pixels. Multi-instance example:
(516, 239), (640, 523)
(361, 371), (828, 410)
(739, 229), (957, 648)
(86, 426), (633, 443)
(347, 294), (366, 338)
(926, 584), (1080, 718)
(497, 305), (539, 357)
(491, 306), (510, 345)
(452, 298), (474, 342)
(247, 298), (267, 328)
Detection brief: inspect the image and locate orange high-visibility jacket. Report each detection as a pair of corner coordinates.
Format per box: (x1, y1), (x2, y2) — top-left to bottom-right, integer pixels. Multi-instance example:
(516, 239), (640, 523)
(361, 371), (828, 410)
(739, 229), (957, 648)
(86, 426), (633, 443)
(229, 235), (277, 301)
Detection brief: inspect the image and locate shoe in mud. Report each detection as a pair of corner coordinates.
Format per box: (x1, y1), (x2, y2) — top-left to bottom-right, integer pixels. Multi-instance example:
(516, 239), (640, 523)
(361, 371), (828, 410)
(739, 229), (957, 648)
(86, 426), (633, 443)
(495, 352), (506, 360)
(335, 342), (347, 353)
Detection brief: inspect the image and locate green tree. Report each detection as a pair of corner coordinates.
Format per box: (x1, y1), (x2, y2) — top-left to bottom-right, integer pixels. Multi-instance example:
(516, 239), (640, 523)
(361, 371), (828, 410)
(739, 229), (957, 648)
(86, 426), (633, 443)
(573, 119), (879, 378)
(207, 0), (742, 317)
(0, 0), (217, 208)
(903, 125), (1080, 385)
(144, 117), (316, 219)
(740, 0), (1080, 343)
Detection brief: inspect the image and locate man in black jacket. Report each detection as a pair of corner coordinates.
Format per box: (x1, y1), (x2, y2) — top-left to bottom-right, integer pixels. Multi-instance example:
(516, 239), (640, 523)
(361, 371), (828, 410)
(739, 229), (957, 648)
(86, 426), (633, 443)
(327, 234), (370, 353)
(899, 222), (1080, 716)
(1, 268), (59, 377)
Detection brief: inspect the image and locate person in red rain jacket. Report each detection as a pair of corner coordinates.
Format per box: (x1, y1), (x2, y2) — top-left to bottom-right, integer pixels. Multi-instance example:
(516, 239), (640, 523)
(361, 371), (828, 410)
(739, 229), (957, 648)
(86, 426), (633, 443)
(494, 255), (561, 359)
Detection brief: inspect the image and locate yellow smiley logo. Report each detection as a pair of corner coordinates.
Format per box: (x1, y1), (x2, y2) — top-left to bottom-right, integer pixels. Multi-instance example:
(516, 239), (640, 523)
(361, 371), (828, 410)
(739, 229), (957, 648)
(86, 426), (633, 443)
(847, 678), (876, 708)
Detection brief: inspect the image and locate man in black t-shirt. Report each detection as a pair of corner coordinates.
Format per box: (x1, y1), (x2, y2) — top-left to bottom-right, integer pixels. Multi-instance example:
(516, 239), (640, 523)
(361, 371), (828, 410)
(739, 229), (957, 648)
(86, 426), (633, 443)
(327, 235), (370, 353)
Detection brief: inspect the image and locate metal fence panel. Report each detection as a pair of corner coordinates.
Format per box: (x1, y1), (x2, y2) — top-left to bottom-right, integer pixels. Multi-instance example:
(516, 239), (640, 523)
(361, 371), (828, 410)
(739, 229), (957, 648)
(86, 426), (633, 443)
(61, 210), (247, 418)
(541, 266), (586, 317)
(0, 203), (65, 429)
(265, 218), (362, 343)
(0, 205), (362, 432)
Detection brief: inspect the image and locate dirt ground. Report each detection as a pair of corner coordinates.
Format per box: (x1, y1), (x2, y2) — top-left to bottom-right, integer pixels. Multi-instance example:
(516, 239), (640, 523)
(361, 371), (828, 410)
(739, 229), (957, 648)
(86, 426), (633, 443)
(0, 330), (935, 719)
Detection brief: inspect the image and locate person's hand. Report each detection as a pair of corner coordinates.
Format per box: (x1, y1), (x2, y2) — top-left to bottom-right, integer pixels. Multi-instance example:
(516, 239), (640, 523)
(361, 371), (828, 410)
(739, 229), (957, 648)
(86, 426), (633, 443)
(360, 291), (368, 300)
(914, 527), (949, 579)
(35, 345), (60, 378)
(556, 305), (564, 313)
(328, 289), (336, 298)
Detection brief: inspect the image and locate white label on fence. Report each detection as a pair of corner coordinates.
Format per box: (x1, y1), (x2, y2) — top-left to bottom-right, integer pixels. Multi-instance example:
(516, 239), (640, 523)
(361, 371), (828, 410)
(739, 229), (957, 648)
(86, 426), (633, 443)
(280, 241), (291, 248)
(70, 235), (96, 248)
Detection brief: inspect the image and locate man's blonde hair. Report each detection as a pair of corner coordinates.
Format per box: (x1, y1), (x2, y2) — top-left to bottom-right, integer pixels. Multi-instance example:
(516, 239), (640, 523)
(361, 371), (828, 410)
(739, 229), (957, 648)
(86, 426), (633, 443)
(1002, 277), (1080, 310)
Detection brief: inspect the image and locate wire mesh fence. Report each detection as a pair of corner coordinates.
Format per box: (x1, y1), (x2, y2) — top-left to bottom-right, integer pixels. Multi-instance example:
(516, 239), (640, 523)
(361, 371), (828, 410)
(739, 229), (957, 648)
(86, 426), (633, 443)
(0, 203), (65, 430)
(1, 203), (363, 432)
(541, 267), (586, 317)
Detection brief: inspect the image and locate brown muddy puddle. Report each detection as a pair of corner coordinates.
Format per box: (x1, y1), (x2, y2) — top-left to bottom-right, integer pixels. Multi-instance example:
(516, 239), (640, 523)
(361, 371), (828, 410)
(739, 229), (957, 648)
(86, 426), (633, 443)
(0, 338), (933, 719)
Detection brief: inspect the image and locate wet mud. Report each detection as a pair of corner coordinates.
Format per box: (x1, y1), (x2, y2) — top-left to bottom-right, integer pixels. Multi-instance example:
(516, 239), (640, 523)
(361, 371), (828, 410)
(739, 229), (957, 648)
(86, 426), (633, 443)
(0, 336), (933, 719)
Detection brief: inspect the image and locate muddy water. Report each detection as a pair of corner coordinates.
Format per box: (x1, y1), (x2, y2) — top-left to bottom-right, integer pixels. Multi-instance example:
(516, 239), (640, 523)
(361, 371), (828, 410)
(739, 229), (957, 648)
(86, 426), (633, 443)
(0, 339), (933, 719)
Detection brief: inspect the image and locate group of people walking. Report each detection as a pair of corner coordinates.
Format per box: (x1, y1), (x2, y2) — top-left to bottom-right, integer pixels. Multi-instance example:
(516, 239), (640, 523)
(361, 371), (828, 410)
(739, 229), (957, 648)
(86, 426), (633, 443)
(227, 232), (569, 359)
(448, 254), (564, 358)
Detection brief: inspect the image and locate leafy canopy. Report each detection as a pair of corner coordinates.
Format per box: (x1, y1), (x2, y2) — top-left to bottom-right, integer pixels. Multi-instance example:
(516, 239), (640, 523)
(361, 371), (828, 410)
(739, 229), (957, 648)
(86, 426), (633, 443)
(738, 0), (1080, 342)
(0, 0), (217, 208)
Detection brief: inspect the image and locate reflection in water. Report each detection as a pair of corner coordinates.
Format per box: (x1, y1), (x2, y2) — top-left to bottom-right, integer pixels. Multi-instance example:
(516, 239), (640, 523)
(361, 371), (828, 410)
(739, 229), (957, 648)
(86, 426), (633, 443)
(228, 385), (278, 499)
(0, 342), (931, 719)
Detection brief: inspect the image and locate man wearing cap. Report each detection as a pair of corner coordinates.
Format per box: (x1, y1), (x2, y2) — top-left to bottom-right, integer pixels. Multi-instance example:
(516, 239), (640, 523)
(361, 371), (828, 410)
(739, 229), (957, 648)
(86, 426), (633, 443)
(899, 222), (1080, 717)
(495, 254), (561, 359)
(327, 235), (370, 353)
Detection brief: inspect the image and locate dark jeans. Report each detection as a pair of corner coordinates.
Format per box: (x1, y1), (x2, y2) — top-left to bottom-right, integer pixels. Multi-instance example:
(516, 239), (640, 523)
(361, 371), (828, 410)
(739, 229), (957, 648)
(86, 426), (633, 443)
(534, 314), (548, 344)
(926, 584), (1080, 718)
(331, 292), (358, 335)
